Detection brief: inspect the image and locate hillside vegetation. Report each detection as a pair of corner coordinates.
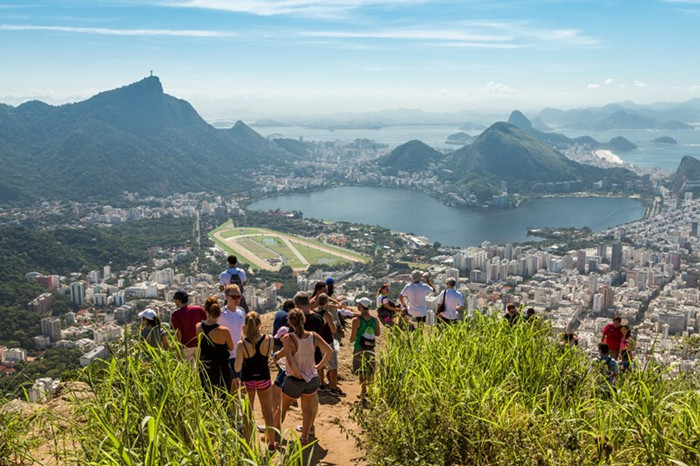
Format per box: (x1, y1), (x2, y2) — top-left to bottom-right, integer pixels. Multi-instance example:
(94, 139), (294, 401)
(355, 314), (700, 465)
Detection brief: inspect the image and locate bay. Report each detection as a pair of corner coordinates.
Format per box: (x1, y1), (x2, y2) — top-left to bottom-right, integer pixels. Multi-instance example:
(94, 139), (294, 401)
(249, 186), (645, 247)
(252, 124), (700, 172)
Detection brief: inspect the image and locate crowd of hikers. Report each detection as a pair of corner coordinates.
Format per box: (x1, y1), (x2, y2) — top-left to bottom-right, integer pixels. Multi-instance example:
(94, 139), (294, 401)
(136, 255), (636, 450)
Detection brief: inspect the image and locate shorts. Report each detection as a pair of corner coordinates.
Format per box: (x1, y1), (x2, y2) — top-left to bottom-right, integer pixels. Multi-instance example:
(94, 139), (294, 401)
(274, 370), (286, 388)
(328, 347), (339, 371)
(228, 359), (241, 379)
(243, 379), (272, 391)
(282, 376), (319, 399)
(352, 350), (376, 377)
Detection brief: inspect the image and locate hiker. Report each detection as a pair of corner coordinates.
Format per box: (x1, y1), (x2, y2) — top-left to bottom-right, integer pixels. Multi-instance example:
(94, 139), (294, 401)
(234, 312), (276, 451)
(399, 270), (436, 323)
(196, 300), (234, 397)
(171, 290), (206, 361)
(598, 342), (620, 390)
(503, 303), (520, 325)
(219, 255), (249, 313)
(524, 307), (536, 322)
(316, 293), (345, 397)
(436, 278), (464, 324)
(217, 285), (245, 392)
(376, 283), (401, 327)
(271, 299), (295, 428)
(138, 308), (168, 349)
(600, 316), (623, 359)
(274, 308), (333, 445)
(560, 332), (579, 347)
(350, 297), (380, 399)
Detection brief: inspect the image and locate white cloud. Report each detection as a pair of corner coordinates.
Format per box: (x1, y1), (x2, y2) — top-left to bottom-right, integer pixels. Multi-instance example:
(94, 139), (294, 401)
(634, 80), (645, 87)
(0, 24), (235, 37)
(587, 84), (600, 89)
(475, 81), (516, 97)
(297, 22), (598, 49)
(604, 78), (615, 84)
(139, 0), (429, 18)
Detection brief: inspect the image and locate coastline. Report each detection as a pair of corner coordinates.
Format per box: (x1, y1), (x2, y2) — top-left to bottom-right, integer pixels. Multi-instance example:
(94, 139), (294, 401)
(594, 149), (625, 165)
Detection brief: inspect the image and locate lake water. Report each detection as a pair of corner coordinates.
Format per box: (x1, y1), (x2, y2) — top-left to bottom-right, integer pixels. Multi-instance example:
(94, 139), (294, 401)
(249, 186), (645, 247)
(251, 124), (700, 172)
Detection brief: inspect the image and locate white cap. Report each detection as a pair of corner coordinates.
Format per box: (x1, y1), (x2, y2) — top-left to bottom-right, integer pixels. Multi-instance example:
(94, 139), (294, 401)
(138, 308), (157, 320)
(356, 297), (372, 309)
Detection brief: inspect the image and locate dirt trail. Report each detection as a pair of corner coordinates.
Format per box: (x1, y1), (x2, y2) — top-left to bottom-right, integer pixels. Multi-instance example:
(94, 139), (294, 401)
(259, 312), (369, 465)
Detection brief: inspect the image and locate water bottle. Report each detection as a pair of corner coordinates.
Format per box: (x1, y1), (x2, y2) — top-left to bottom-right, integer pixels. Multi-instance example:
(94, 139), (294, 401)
(427, 309), (436, 325)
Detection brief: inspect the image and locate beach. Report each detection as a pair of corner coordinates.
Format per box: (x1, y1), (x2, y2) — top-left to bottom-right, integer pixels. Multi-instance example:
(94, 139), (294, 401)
(594, 149), (624, 165)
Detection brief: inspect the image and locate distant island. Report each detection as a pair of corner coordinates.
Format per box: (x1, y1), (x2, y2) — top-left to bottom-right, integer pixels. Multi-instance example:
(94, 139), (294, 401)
(445, 132), (472, 145)
(651, 136), (678, 145)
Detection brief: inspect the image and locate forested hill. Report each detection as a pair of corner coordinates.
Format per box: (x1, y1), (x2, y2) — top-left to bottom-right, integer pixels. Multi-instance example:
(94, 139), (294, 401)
(0, 76), (298, 201)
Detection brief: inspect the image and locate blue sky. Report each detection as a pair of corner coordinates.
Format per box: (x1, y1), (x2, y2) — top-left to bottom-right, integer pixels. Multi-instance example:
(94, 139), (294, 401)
(1, 0), (699, 119)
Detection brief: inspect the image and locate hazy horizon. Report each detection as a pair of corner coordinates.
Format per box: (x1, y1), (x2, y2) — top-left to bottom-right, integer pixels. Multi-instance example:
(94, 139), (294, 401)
(1, 0), (699, 120)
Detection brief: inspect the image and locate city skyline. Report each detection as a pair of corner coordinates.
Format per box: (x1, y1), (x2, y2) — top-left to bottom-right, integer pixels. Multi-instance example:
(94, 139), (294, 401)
(1, 0), (699, 119)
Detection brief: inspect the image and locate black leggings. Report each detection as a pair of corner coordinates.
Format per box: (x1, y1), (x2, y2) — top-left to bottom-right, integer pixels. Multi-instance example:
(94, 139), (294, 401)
(200, 363), (232, 396)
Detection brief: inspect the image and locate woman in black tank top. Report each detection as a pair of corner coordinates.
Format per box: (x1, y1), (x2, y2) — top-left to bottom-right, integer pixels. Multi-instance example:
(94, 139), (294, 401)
(234, 312), (276, 451)
(196, 299), (234, 397)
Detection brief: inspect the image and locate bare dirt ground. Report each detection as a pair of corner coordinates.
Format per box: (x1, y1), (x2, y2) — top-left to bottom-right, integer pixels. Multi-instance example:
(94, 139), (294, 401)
(259, 311), (370, 466)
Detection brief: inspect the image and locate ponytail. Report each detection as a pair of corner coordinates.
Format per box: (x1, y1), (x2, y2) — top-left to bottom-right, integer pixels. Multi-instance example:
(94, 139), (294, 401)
(287, 308), (306, 336)
(244, 311), (261, 341)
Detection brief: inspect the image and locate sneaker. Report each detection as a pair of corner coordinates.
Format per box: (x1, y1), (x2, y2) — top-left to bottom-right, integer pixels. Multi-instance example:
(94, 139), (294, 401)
(318, 383), (330, 392)
(296, 425), (316, 436)
(257, 424), (266, 433)
(329, 387), (346, 397)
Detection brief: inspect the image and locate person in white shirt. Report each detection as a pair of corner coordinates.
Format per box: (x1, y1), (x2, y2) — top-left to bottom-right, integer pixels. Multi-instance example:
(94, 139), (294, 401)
(217, 284), (246, 392)
(436, 278), (464, 324)
(399, 270), (436, 323)
(219, 255), (249, 313)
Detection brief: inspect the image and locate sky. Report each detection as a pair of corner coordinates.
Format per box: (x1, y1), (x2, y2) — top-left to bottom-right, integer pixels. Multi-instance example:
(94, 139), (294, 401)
(1, 0), (699, 120)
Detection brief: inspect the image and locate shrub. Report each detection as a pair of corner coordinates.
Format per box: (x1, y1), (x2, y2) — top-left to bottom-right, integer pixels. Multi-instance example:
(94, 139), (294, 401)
(354, 313), (700, 465)
(75, 337), (306, 465)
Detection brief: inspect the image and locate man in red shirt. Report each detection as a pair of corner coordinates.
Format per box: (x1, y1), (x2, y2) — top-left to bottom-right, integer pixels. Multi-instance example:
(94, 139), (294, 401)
(600, 315), (623, 359)
(170, 290), (206, 361)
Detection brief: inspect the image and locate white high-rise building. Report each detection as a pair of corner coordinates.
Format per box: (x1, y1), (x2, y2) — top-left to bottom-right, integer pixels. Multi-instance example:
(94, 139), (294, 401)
(70, 281), (85, 307)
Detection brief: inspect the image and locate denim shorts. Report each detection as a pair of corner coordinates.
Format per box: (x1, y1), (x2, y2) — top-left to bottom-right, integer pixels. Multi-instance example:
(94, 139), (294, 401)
(282, 375), (319, 399)
(274, 369), (286, 388)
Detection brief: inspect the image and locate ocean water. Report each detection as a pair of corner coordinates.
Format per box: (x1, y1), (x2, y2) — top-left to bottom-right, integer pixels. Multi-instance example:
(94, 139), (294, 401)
(252, 125), (700, 172)
(249, 186), (644, 247)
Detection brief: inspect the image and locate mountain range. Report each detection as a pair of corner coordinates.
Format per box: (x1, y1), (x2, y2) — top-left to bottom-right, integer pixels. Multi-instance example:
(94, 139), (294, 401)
(0, 76), (297, 201)
(380, 121), (641, 202)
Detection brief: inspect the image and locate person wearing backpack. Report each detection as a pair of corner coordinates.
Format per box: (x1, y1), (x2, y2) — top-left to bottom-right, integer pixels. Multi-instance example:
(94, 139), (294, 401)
(219, 255), (249, 313)
(350, 297), (380, 399)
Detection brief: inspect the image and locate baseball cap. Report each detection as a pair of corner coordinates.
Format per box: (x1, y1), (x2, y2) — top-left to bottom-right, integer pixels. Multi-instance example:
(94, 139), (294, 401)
(356, 297), (372, 308)
(138, 308), (157, 320)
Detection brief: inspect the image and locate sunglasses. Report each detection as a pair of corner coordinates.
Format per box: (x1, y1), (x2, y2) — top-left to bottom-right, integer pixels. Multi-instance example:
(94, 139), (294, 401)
(226, 294), (242, 299)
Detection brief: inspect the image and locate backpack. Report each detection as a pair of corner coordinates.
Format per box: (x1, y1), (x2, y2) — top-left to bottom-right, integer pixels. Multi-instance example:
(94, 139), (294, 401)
(358, 317), (376, 350)
(227, 268), (244, 291)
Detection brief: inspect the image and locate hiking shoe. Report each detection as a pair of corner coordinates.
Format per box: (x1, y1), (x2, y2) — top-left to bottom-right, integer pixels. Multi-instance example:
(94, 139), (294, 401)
(329, 387), (346, 397)
(318, 383), (330, 392)
(296, 425), (315, 436)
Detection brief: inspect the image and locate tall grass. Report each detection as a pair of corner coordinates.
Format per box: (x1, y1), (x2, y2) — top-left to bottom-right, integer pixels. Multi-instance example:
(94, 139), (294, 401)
(354, 313), (700, 465)
(0, 395), (38, 466)
(75, 336), (306, 465)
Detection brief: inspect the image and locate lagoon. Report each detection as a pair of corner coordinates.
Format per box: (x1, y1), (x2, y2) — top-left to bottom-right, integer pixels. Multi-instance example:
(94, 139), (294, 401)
(248, 186), (645, 247)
